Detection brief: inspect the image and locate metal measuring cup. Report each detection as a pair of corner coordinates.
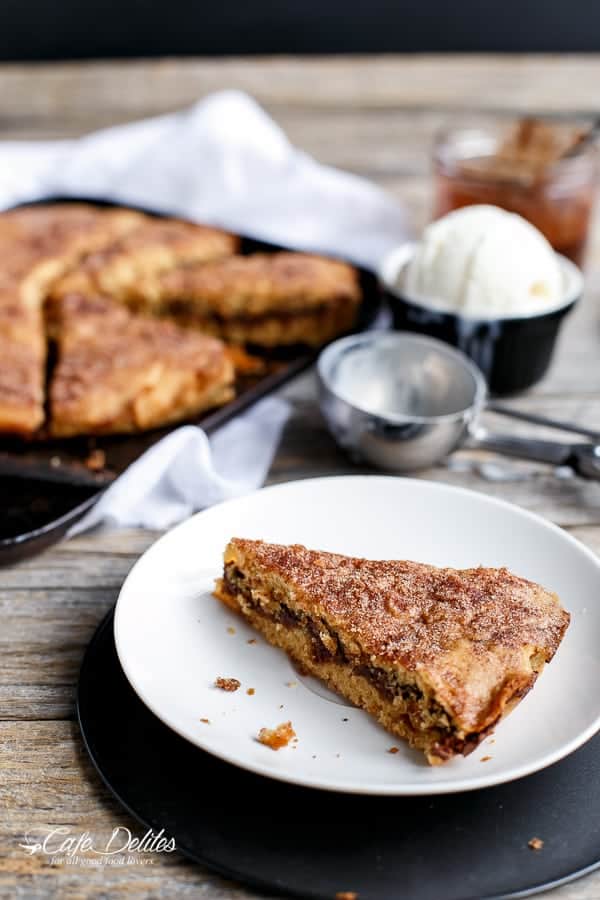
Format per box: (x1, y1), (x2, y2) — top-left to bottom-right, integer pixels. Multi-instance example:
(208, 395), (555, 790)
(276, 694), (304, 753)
(317, 332), (600, 478)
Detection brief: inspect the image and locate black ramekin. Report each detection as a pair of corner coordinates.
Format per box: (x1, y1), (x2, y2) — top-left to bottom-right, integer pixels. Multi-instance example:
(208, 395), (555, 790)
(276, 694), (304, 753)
(379, 244), (582, 396)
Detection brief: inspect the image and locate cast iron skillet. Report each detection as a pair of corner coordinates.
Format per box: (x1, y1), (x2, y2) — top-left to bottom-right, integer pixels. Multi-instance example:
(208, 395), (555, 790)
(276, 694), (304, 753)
(0, 197), (381, 565)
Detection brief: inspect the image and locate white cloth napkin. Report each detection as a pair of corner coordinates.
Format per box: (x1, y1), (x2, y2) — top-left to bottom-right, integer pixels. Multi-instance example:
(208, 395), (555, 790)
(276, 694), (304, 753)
(69, 396), (290, 534)
(0, 90), (409, 531)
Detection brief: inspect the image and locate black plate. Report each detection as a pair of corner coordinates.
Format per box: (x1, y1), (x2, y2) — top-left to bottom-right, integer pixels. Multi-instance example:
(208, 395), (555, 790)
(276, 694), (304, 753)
(78, 608), (600, 900)
(0, 198), (381, 564)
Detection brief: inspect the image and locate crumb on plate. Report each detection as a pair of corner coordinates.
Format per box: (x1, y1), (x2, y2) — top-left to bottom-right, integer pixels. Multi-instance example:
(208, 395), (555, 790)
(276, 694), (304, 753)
(200, 718), (210, 724)
(226, 626), (236, 635)
(257, 721), (296, 750)
(528, 837), (544, 851)
(246, 688), (255, 696)
(480, 755), (492, 762)
(388, 746), (399, 754)
(215, 676), (241, 692)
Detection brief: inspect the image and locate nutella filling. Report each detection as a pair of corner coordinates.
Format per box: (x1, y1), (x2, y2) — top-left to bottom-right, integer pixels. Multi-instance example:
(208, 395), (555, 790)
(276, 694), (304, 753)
(165, 296), (350, 325)
(224, 563), (345, 663)
(222, 563), (490, 756)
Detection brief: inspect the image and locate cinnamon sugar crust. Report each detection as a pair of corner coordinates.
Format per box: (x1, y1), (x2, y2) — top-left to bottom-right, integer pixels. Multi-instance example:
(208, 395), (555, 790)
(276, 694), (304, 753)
(0, 203), (143, 434)
(146, 252), (361, 319)
(52, 217), (239, 304)
(49, 294), (234, 436)
(0, 204), (235, 436)
(0, 203), (144, 264)
(122, 251), (362, 345)
(215, 538), (570, 764)
(0, 325), (45, 434)
(0, 204), (359, 435)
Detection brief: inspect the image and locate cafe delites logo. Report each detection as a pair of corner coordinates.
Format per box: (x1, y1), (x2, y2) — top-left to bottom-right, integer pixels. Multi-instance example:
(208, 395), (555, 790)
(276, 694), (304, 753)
(19, 825), (176, 866)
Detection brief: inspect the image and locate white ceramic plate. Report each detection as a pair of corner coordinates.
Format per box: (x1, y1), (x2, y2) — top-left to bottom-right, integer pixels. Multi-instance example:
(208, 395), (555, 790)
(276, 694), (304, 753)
(114, 475), (600, 795)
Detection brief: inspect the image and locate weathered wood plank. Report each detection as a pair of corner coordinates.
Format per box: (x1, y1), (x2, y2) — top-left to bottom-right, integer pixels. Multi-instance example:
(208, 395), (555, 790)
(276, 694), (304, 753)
(0, 588), (117, 721)
(0, 721), (277, 898)
(1, 56), (600, 118)
(0, 549), (149, 590)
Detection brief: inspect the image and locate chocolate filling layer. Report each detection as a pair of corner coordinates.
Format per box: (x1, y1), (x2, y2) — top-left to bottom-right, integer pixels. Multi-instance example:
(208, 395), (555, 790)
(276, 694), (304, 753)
(225, 563), (346, 664)
(164, 299), (345, 325)
(222, 563), (487, 756)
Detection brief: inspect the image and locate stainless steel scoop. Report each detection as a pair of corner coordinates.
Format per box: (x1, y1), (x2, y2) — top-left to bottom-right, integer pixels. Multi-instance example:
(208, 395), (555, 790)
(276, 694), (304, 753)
(317, 332), (600, 477)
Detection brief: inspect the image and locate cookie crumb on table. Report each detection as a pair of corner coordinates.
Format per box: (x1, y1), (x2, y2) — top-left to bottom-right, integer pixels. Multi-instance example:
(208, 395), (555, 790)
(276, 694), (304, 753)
(388, 746), (399, 754)
(214, 677), (241, 692)
(480, 755), (492, 762)
(246, 688), (255, 696)
(247, 638), (257, 645)
(257, 721), (296, 750)
(226, 626), (236, 635)
(335, 892), (358, 900)
(528, 837), (544, 851)
(85, 448), (106, 470)
(199, 718), (210, 724)
(224, 344), (267, 376)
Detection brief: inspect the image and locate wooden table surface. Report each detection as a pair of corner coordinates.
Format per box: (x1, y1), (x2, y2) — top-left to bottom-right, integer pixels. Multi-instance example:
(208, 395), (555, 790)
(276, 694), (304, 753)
(2, 55), (600, 899)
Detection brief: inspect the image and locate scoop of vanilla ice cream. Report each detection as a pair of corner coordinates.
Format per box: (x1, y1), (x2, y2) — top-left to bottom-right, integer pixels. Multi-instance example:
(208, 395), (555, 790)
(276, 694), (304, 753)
(402, 205), (563, 317)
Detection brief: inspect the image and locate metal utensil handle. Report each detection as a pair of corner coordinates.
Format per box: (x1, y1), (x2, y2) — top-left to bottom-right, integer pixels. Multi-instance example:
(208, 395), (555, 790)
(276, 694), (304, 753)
(467, 427), (574, 466)
(486, 403), (600, 442)
(468, 429), (600, 480)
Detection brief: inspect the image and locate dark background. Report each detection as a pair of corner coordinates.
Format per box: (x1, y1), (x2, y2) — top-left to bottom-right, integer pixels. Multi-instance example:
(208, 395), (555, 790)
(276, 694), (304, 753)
(3, 0), (600, 60)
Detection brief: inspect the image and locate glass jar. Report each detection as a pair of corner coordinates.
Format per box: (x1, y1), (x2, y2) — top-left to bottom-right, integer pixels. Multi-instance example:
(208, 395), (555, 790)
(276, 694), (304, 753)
(433, 119), (598, 266)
